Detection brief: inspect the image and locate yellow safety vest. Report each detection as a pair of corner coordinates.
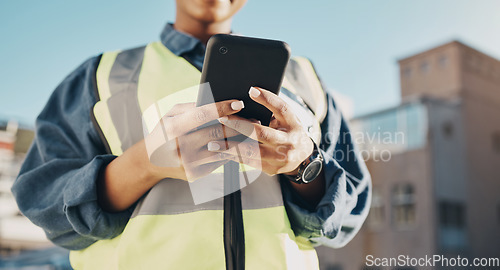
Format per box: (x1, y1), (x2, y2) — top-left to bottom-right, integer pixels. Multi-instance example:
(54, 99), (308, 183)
(70, 40), (327, 270)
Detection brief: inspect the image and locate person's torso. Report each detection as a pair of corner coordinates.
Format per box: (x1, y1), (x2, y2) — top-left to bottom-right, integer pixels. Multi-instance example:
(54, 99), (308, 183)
(70, 40), (326, 270)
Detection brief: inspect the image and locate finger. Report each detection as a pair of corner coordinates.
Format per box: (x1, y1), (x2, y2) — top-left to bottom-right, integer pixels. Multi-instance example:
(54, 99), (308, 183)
(207, 140), (286, 162)
(186, 151), (230, 167)
(221, 146), (298, 176)
(223, 153), (264, 170)
(180, 123), (242, 149)
(162, 99), (244, 138)
(219, 115), (289, 145)
(165, 103), (195, 117)
(222, 153), (280, 175)
(248, 87), (296, 125)
(246, 118), (262, 125)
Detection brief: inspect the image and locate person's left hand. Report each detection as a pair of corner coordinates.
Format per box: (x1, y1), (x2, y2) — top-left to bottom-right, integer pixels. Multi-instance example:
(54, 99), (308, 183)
(207, 86), (314, 176)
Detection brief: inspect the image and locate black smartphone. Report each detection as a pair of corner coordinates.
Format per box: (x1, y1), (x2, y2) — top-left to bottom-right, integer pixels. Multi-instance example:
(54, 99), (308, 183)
(196, 34), (291, 126)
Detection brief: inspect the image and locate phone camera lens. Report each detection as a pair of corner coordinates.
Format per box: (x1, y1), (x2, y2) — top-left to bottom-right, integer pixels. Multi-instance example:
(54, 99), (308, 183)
(219, 46), (228, 54)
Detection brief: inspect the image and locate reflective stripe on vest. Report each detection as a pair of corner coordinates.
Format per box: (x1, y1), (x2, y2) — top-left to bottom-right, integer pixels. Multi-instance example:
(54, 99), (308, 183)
(70, 41), (325, 270)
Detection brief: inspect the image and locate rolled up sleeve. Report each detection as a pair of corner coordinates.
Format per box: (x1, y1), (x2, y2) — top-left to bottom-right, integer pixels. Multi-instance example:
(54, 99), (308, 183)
(11, 56), (133, 250)
(281, 91), (371, 248)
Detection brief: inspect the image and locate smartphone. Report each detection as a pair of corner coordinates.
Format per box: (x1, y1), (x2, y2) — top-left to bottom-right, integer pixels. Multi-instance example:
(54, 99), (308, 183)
(196, 34), (291, 126)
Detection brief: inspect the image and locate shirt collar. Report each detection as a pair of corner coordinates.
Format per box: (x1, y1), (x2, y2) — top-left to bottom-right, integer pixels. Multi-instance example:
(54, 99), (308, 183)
(160, 23), (205, 57)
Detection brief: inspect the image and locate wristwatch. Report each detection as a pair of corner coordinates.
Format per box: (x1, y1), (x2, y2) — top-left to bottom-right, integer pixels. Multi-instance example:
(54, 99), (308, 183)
(284, 139), (324, 184)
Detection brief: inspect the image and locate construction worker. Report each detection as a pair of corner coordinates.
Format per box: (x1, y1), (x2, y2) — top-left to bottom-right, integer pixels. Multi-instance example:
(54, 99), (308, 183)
(12, 0), (371, 269)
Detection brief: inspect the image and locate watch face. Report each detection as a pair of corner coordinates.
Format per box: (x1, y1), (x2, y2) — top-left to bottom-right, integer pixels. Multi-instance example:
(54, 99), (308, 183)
(302, 160), (322, 183)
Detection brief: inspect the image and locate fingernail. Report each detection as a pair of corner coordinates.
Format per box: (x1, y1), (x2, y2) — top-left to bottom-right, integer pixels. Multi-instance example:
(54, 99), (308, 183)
(249, 87), (261, 98)
(231, 100), (244, 110)
(218, 116), (228, 123)
(207, 141), (221, 151)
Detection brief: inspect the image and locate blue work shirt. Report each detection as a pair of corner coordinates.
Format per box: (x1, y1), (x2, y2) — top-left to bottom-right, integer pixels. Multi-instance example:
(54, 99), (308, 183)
(12, 23), (371, 250)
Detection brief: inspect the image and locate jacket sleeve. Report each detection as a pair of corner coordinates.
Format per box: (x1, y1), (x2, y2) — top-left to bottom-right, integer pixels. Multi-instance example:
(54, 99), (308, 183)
(281, 91), (372, 248)
(11, 56), (134, 250)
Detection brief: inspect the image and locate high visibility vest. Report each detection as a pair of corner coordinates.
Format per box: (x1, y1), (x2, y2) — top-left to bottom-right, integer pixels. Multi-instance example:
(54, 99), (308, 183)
(69, 41), (328, 270)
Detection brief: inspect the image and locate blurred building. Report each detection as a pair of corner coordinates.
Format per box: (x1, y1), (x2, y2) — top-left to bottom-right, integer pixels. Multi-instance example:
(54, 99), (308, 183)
(0, 120), (51, 254)
(317, 41), (500, 270)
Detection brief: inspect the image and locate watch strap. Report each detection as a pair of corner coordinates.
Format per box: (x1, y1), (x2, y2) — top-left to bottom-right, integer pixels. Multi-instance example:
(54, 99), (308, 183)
(283, 139), (323, 184)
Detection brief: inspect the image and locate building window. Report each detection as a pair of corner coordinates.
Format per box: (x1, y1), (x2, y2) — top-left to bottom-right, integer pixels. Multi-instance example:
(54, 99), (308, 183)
(368, 188), (385, 229)
(392, 184), (416, 227)
(439, 55), (449, 67)
(439, 201), (465, 228)
(420, 61), (430, 73)
(493, 132), (500, 153)
(439, 201), (467, 249)
(442, 121), (454, 138)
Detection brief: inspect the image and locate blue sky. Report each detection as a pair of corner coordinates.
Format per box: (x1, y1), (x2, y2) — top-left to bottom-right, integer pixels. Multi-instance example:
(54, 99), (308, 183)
(1, 0), (499, 125)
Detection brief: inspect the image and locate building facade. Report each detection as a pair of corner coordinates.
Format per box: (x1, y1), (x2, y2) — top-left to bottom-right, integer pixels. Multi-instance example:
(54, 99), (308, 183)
(0, 120), (49, 254)
(316, 41), (500, 270)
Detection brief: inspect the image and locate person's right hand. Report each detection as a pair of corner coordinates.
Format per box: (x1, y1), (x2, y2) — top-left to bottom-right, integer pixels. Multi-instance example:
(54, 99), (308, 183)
(145, 99), (245, 181)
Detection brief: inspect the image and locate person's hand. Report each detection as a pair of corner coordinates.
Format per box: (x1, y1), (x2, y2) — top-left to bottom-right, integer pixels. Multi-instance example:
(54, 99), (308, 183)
(98, 99), (246, 212)
(207, 87), (314, 176)
(145, 100), (245, 181)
